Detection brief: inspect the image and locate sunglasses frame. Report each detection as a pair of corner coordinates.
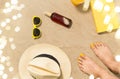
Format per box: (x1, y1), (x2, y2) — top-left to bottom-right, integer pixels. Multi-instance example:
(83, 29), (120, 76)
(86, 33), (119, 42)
(32, 16), (42, 39)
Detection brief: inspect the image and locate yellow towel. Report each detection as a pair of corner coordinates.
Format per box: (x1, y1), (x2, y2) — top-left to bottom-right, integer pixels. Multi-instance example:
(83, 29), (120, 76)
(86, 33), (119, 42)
(90, 0), (120, 33)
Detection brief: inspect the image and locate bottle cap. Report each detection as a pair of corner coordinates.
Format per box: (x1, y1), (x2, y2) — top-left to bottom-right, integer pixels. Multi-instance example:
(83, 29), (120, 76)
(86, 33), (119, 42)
(82, 0), (90, 11)
(44, 12), (52, 17)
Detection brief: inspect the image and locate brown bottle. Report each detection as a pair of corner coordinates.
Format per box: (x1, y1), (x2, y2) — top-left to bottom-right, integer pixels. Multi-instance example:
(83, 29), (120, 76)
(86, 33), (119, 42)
(45, 12), (72, 28)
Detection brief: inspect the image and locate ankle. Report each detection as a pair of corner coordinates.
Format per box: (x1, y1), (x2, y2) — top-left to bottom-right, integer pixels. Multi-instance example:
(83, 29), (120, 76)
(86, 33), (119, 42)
(98, 69), (108, 78)
(110, 61), (120, 73)
(116, 62), (120, 74)
(99, 70), (118, 79)
(95, 68), (107, 78)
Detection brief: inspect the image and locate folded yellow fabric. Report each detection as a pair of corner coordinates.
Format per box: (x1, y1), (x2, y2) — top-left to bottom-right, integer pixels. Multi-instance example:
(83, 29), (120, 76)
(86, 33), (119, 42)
(90, 0), (120, 33)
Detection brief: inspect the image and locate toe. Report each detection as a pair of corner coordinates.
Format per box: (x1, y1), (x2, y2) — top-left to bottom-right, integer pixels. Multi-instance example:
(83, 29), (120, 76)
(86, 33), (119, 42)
(97, 42), (102, 46)
(78, 58), (83, 64)
(80, 53), (85, 57)
(101, 42), (107, 47)
(90, 43), (96, 49)
(78, 61), (83, 66)
(99, 42), (103, 46)
(90, 42), (101, 51)
(78, 53), (87, 65)
(78, 62), (83, 69)
(94, 42), (100, 48)
(78, 56), (85, 62)
(78, 64), (84, 71)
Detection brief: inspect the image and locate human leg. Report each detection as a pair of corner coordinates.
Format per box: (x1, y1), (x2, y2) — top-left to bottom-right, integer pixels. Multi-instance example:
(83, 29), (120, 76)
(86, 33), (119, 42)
(90, 42), (120, 74)
(78, 54), (119, 79)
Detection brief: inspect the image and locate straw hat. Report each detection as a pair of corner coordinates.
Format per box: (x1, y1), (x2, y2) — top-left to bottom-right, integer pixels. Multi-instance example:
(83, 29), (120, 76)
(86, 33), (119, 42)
(19, 44), (71, 79)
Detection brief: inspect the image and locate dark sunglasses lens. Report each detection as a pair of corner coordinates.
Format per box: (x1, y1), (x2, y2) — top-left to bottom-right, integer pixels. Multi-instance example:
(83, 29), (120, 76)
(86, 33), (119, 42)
(33, 28), (40, 36)
(34, 17), (40, 25)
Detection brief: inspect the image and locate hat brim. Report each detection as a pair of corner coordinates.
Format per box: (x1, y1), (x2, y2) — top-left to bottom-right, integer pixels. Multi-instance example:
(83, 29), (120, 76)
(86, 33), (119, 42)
(18, 43), (71, 79)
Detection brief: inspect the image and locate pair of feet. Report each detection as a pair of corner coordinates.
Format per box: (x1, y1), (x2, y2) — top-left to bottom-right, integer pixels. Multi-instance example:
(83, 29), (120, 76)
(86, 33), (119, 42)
(78, 42), (120, 79)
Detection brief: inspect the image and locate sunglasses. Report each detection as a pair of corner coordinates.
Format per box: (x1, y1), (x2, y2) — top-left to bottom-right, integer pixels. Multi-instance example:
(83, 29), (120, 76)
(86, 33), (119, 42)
(32, 16), (42, 39)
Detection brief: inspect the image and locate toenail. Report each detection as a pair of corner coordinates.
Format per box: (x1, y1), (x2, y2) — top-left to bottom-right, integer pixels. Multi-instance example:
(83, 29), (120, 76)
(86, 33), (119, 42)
(80, 53), (85, 57)
(96, 42), (100, 45)
(90, 43), (95, 48)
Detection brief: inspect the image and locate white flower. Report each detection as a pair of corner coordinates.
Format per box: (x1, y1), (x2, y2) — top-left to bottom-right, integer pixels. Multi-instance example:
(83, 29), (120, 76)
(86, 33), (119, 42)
(89, 74), (94, 79)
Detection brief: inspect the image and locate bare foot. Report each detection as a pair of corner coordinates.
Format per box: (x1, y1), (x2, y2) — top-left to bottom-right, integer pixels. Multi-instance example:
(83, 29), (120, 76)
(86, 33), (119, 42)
(90, 42), (120, 73)
(78, 54), (102, 78)
(78, 54), (119, 79)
